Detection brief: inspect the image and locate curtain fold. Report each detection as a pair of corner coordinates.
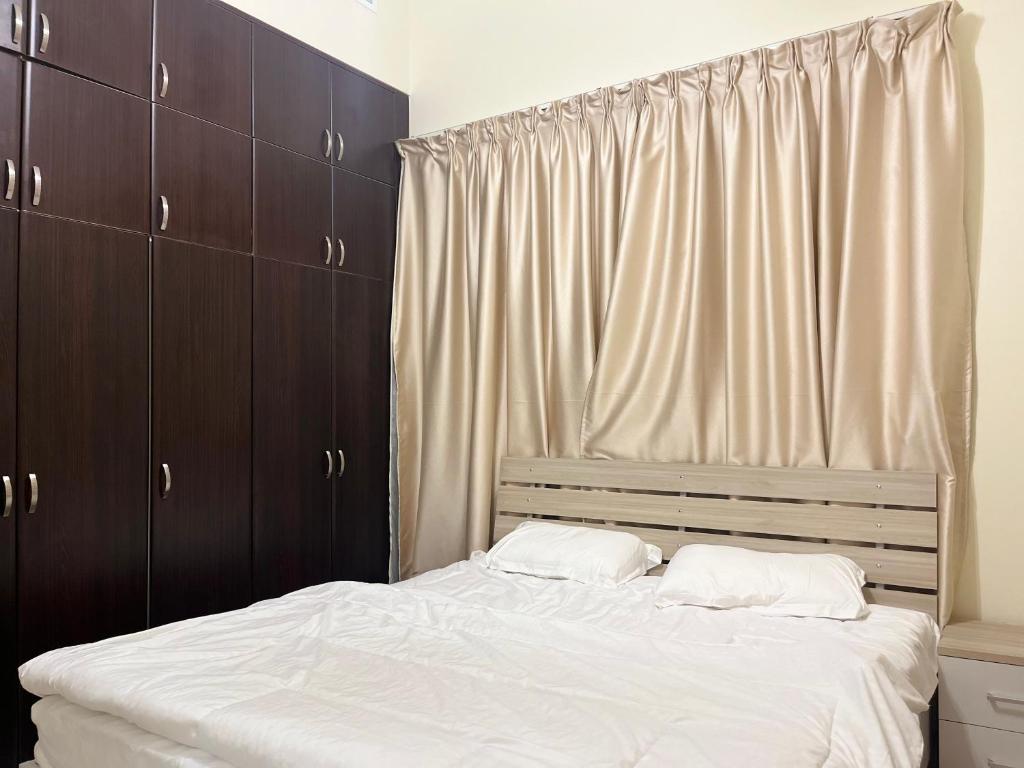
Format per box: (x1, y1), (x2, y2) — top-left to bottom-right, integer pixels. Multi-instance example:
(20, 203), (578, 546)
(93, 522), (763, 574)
(393, 2), (970, 622)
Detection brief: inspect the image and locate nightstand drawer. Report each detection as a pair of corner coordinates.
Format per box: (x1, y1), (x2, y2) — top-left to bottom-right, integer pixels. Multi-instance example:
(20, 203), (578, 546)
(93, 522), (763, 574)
(940, 655), (1024, 733)
(940, 720), (1024, 768)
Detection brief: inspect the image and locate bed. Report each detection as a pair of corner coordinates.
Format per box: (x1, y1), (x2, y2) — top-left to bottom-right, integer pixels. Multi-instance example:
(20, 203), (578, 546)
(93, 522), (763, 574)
(20, 458), (941, 768)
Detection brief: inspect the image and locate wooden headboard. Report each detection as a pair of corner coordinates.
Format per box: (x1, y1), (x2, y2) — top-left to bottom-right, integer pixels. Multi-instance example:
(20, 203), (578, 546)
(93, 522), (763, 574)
(493, 457), (939, 618)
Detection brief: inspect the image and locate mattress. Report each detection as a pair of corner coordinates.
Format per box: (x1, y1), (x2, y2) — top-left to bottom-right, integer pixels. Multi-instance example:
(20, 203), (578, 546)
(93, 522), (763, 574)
(22, 555), (939, 768)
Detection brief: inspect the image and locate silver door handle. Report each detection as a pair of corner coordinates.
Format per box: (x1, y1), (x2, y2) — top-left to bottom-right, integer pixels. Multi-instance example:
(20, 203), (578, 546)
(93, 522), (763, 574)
(31, 165), (41, 206)
(26, 473), (37, 514)
(159, 463), (172, 499)
(988, 692), (1024, 707)
(322, 129), (333, 159)
(337, 449), (345, 478)
(1, 475), (11, 518)
(158, 62), (169, 98)
(336, 132), (344, 162)
(3, 158), (14, 201)
(323, 235), (332, 265)
(11, 3), (23, 48)
(38, 11), (49, 54)
(159, 195), (169, 231)
(324, 450), (334, 478)
(336, 238), (345, 268)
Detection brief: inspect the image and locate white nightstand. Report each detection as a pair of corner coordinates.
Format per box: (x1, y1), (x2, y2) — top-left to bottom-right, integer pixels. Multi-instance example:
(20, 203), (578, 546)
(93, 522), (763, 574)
(939, 621), (1024, 767)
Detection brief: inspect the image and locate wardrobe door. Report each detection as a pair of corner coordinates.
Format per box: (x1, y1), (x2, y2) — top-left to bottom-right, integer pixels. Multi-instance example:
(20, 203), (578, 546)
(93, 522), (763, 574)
(0, 51), (20, 210)
(154, 105), (252, 252)
(253, 258), (332, 600)
(151, 239), (252, 626)
(254, 140), (332, 268)
(331, 65), (398, 186)
(333, 273), (390, 583)
(154, 0), (252, 133)
(253, 25), (332, 162)
(0, 208), (16, 768)
(333, 170), (395, 281)
(22, 64), (149, 232)
(0, 1), (26, 52)
(28, 0), (152, 97)
(16, 212), (148, 668)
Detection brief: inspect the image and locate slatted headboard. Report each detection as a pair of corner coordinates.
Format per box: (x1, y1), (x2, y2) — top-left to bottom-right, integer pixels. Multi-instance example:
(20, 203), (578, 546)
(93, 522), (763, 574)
(493, 457), (939, 618)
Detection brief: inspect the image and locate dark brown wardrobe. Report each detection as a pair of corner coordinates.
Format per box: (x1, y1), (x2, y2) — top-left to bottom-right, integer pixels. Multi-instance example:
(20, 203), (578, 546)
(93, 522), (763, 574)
(0, 0), (406, 762)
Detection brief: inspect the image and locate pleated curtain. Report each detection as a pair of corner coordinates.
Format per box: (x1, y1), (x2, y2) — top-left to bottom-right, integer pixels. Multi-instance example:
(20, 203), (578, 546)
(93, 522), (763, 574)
(393, 1), (971, 622)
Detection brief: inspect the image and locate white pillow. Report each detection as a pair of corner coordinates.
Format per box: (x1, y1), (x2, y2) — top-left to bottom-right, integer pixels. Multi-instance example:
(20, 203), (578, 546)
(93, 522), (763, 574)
(483, 521), (662, 587)
(654, 544), (868, 620)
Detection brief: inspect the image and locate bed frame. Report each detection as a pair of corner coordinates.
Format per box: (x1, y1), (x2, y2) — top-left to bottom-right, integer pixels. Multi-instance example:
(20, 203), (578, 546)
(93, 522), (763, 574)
(493, 457), (939, 618)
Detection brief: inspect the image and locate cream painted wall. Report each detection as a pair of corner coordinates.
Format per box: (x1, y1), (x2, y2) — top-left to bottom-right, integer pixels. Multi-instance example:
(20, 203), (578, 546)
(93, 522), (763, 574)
(222, 0), (410, 91)
(404, 0), (1022, 624)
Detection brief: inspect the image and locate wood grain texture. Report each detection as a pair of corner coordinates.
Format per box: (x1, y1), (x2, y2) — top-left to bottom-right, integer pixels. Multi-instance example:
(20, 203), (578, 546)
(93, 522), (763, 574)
(333, 272), (389, 583)
(0, 1), (26, 53)
(940, 621), (1024, 666)
(253, 24), (331, 162)
(333, 169), (395, 281)
(254, 140), (332, 268)
(29, 0), (152, 97)
(154, 105), (252, 252)
(0, 208), (16, 767)
(150, 239), (252, 626)
(496, 486), (938, 547)
(155, 0), (252, 133)
(16, 214), (148, 757)
(494, 457), (939, 615)
(0, 51), (20, 210)
(22, 64), (150, 232)
(500, 456), (937, 507)
(331, 64), (399, 186)
(493, 515), (937, 590)
(253, 257), (332, 600)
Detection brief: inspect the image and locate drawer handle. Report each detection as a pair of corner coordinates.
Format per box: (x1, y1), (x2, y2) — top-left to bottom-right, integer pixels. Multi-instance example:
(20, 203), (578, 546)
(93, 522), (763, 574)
(323, 235), (332, 265)
(158, 62), (169, 98)
(336, 132), (344, 162)
(337, 449), (345, 478)
(159, 463), (172, 499)
(322, 129), (333, 159)
(159, 195), (169, 231)
(337, 238), (345, 268)
(31, 165), (41, 206)
(987, 692), (1024, 707)
(323, 450), (333, 479)
(3, 158), (14, 200)
(11, 3), (23, 48)
(38, 10), (49, 54)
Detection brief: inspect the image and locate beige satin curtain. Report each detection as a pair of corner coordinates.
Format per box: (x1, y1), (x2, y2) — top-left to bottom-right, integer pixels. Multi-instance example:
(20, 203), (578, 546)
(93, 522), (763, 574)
(394, 2), (971, 621)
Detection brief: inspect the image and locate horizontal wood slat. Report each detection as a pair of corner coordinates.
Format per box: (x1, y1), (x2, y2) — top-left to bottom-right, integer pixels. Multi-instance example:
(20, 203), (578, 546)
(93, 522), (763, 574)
(496, 487), (937, 548)
(493, 515), (937, 590)
(500, 457), (937, 508)
(864, 588), (937, 617)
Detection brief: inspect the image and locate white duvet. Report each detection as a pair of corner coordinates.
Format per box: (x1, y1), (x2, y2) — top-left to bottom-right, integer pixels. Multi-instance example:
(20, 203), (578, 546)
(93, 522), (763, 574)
(21, 555), (938, 768)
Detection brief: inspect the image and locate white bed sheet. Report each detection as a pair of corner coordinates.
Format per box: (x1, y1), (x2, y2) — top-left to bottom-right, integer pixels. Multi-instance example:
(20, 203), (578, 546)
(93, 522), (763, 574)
(21, 554), (939, 768)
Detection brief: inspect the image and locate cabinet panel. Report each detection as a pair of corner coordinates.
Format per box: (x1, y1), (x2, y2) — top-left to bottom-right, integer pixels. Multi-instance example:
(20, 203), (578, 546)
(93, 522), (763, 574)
(151, 239), (252, 627)
(253, 258), (332, 600)
(254, 141), (332, 269)
(29, 0), (152, 97)
(0, 1), (26, 53)
(334, 273), (389, 583)
(0, 208), (16, 768)
(23, 64), (149, 232)
(333, 170), (395, 281)
(331, 65), (399, 186)
(17, 213), (148, 748)
(154, 105), (252, 252)
(0, 51), (20, 210)
(155, 0), (252, 133)
(253, 25), (331, 162)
